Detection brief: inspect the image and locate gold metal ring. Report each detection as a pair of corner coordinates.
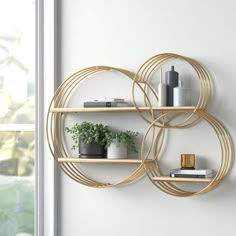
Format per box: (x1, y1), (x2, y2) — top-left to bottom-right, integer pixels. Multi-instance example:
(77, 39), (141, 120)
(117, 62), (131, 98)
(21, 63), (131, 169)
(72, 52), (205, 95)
(46, 66), (157, 187)
(141, 110), (233, 197)
(132, 53), (212, 127)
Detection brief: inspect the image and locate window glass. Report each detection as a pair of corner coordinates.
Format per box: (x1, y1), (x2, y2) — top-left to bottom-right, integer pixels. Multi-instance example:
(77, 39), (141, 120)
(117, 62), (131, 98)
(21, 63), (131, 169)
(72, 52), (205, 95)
(0, 0), (35, 125)
(0, 0), (35, 235)
(0, 131), (34, 176)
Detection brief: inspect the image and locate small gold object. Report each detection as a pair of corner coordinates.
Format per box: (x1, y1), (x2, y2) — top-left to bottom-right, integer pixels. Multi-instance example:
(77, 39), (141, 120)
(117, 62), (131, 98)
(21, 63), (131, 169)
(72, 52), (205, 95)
(181, 154), (195, 169)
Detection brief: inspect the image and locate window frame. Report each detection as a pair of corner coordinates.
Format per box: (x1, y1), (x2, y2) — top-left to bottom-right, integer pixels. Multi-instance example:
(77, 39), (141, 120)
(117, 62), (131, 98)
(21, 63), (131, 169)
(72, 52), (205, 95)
(36, 0), (57, 235)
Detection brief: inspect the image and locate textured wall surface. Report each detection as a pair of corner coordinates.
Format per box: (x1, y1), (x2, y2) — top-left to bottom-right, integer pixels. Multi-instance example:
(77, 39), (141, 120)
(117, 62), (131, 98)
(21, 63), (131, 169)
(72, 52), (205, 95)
(56, 0), (236, 235)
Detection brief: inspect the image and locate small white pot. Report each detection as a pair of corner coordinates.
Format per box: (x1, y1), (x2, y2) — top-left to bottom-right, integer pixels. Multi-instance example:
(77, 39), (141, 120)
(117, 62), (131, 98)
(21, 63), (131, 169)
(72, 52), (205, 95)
(107, 143), (128, 159)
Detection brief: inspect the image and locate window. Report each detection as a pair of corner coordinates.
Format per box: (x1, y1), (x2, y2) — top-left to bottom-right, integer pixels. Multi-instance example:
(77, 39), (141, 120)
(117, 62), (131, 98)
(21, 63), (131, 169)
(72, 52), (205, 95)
(0, 0), (35, 235)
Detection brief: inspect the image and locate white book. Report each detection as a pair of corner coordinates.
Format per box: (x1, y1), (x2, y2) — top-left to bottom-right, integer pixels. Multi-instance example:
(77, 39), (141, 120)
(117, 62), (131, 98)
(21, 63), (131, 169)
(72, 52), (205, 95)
(84, 98), (125, 102)
(170, 168), (215, 175)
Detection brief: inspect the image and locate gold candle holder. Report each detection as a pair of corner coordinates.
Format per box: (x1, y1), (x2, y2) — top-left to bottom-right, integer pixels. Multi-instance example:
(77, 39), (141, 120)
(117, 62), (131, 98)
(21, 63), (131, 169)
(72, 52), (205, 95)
(181, 154), (195, 169)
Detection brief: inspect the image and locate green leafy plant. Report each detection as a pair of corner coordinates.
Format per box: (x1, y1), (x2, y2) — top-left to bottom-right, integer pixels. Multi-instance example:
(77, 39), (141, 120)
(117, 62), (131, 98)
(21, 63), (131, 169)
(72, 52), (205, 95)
(106, 130), (139, 152)
(66, 121), (111, 150)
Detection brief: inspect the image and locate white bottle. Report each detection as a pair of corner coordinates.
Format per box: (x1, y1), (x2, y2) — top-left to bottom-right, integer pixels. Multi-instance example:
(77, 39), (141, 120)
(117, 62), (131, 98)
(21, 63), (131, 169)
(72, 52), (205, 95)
(158, 68), (167, 106)
(173, 80), (191, 106)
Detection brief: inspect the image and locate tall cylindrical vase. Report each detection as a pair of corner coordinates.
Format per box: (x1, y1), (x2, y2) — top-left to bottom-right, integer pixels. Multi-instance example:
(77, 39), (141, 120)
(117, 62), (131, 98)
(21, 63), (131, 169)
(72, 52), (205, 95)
(158, 68), (167, 106)
(166, 66), (179, 106)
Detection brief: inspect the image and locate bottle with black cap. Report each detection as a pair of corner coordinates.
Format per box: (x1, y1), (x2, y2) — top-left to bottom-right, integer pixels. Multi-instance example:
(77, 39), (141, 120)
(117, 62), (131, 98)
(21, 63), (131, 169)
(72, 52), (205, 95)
(166, 66), (179, 106)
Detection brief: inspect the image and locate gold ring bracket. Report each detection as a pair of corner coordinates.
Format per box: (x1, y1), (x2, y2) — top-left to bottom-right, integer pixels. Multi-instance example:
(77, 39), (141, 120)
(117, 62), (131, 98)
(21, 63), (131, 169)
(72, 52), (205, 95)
(46, 66), (156, 187)
(141, 110), (233, 197)
(132, 53), (213, 128)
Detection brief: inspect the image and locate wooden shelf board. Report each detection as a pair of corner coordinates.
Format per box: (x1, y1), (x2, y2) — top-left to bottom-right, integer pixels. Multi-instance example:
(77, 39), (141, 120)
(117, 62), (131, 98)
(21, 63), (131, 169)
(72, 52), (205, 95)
(57, 157), (153, 164)
(153, 176), (212, 183)
(50, 106), (196, 113)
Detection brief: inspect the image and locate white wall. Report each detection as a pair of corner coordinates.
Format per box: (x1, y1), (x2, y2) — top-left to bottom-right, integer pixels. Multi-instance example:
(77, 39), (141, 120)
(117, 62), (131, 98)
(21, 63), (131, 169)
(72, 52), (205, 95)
(56, 0), (236, 235)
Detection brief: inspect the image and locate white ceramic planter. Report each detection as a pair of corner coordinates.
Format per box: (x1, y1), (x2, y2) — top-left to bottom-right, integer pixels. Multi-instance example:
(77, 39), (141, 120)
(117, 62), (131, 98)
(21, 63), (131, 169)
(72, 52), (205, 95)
(107, 143), (128, 159)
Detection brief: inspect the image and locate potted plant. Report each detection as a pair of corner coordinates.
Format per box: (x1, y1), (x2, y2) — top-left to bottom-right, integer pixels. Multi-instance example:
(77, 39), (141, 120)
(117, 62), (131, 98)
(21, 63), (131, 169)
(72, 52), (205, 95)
(66, 121), (111, 158)
(106, 130), (139, 159)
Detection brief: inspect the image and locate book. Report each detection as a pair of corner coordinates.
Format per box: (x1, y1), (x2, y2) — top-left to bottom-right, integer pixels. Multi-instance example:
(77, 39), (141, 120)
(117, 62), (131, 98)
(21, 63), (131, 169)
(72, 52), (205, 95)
(83, 101), (129, 107)
(170, 173), (215, 178)
(170, 168), (215, 175)
(84, 98), (125, 103)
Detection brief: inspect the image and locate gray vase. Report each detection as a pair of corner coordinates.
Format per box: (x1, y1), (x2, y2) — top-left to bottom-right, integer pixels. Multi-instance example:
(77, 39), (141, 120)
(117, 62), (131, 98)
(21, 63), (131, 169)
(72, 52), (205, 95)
(79, 140), (106, 158)
(166, 66), (179, 106)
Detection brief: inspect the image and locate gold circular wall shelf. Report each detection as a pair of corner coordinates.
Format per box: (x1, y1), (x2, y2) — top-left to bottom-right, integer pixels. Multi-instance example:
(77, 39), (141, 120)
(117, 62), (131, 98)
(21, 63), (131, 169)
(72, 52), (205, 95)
(141, 110), (233, 197)
(46, 53), (233, 197)
(132, 53), (213, 128)
(46, 66), (155, 188)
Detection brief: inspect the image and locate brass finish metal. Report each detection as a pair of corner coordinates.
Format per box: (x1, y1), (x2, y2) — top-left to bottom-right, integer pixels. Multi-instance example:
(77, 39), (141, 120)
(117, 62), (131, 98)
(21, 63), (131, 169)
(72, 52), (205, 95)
(130, 53), (233, 196)
(181, 154), (195, 169)
(50, 106), (195, 113)
(153, 176), (213, 183)
(58, 158), (154, 164)
(46, 53), (233, 196)
(141, 110), (233, 197)
(132, 53), (212, 128)
(46, 66), (154, 188)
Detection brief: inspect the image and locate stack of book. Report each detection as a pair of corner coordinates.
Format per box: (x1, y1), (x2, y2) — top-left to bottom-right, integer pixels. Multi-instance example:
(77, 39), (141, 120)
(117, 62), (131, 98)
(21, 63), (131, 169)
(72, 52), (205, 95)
(83, 98), (128, 107)
(170, 168), (215, 178)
